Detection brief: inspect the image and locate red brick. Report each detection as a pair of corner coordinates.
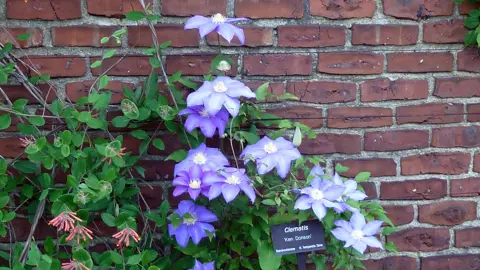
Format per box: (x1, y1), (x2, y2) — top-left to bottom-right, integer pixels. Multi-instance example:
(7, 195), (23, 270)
(0, 218), (56, 243)
(52, 26), (119, 47)
(318, 52), (383, 75)
(7, 0), (81, 20)
(387, 52), (453, 73)
(65, 80), (135, 104)
(451, 177), (480, 197)
(468, 104), (480, 122)
(277, 25), (345, 47)
(335, 158), (397, 178)
(419, 201), (477, 226)
(380, 179), (447, 200)
(458, 49), (480, 73)
(459, 2), (480, 15)
(0, 138), (25, 158)
(299, 133), (361, 155)
(396, 103), (464, 125)
(421, 255), (480, 270)
(435, 77), (480, 98)
(139, 186), (164, 209)
(166, 55), (238, 76)
(286, 81), (356, 104)
(384, 205), (415, 226)
(148, 134), (185, 155)
(235, 0), (303, 18)
(206, 26), (273, 47)
(432, 126), (480, 148)
(161, 0), (226, 16)
(327, 107), (393, 128)
(401, 152), (470, 175)
(129, 25), (199, 48)
(383, 0), (454, 19)
(360, 78), (428, 102)
(424, 19), (467, 44)
(87, 0), (149, 17)
(476, 154), (480, 172)
(361, 182), (377, 199)
(266, 106), (323, 129)
(363, 257), (417, 270)
(365, 130), (429, 151)
(455, 228), (480, 248)
(387, 228), (450, 252)
(243, 54), (312, 76)
(91, 56), (151, 76)
(136, 160), (176, 181)
(309, 0), (375, 19)
(21, 56), (86, 78)
(244, 81), (285, 103)
(1, 84), (57, 104)
(0, 28), (43, 48)
(351, 24), (418, 46)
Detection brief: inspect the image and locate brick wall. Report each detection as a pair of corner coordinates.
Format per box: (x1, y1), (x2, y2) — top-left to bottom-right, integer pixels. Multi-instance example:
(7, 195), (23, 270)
(1, 0), (480, 269)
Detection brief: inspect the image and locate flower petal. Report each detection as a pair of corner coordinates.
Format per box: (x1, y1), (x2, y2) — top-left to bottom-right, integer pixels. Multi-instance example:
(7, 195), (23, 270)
(351, 211), (366, 230)
(239, 183), (256, 203)
(205, 92), (225, 116)
(351, 241), (368, 254)
(256, 155), (277, 175)
(185, 16), (210, 29)
(309, 165), (324, 177)
(362, 220), (383, 236)
(331, 227), (350, 242)
(188, 188), (201, 200)
(348, 190), (368, 201)
(333, 220), (353, 232)
(184, 114), (201, 132)
(187, 86), (212, 107)
(173, 225), (190, 247)
(323, 185), (346, 201)
(199, 23), (218, 38)
(222, 184), (240, 203)
(225, 82), (255, 98)
(363, 236), (383, 249)
(199, 120), (217, 138)
(332, 173), (343, 186)
(322, 200), (344, 212)
(188, 224), (205, 244)
(223, 96), (240, 117)
(312, 201), (327, 220)
(177, 200), (195, 215)
(275, 155), (293, 178)
(343, 180), (357, 194)
(195, 206), (218, 222)
(172, 186), (188, 197)
(189, 165), (203, 179)
(294, 195), (313, 210)
(217, 23), (236, 43)
(208, 183), (223, 200)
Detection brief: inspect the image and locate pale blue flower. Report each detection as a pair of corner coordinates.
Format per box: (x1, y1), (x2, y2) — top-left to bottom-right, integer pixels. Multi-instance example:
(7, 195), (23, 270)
(204, 168), (256, 203)
(190, 260), (214, 270)
(174, 143), (229, 176)
(185, 14), (247, 44)
(179, 105), (229, 138)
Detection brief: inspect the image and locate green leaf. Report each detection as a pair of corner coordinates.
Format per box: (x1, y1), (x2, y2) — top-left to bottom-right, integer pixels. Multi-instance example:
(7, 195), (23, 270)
(0, 196), (9, 208)
(152, 138), (165, 151)
(385, 241), (398, 252)
(0, 114), (11, 130)
(382, 227), (397, 236)
(39, 190), (49, 200)
(17, 33), (31, 41)
(257, 242), (281, 270)
(141, 250), (158, 265)
(127, 254), (143, 265)
(50, 99), (63, 115)
(100, 37), (110, 44)
(237, 214), (253, 227)
(131, 130), (149, 140)
(277, 93), (299, 100)
(101, 213), (116, 227)
(98, 75), (109, 89)
(261, 199), (276, 206)
(77, 111), (92, 123)
(112, 116), (130, 127)
(90, 60), (102, 69)
(13, 99), (28, 111)
(237, 131), (259, 144)
(255, 83), (269, 102)
(103, 49), (116, 59)
(166, 149), (187, 162)
(465, 30), (477, 46)
(355, 172), (371, 182)
(28, 116), (45, 126)
(121, 99), (140, 119)
(335, 163), (349, 174)
(312, 255), (326, 270)
(465, 16), (480, 29)
(13, 161), (38, 174)
(125, 11), (146, 21)
(156, 105), (177, 121)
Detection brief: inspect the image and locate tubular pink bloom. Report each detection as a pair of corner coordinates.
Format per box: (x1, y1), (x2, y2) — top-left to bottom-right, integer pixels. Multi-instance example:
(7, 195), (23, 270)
(65, 225), (93, 243)
(61, 259), (90, 270)
(112, 228), (141, 247)
(48, 211), (82, 232)
(20, 137), (35, 148)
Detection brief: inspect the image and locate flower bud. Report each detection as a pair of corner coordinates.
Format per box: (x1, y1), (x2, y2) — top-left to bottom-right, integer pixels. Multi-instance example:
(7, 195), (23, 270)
(217, 60), (231, 72)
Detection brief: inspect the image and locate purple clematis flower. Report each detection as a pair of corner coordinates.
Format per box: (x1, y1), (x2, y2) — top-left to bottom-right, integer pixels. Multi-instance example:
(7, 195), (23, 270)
(179, 105), (229, 138)
(189, 260), (214, 270)
(332, 173), (367, 201)
(240, 136), (301, 178)
(173, 165), (222, 200)
(174, 143), (229, 176)
(331, 211), (383, 254)
(168, 200), (218, 247)
(294, 178), (345, 220)
(185, 14), (247, 44)
(186, 76), (256, 117)
(309, 165), (325, 178)
(204, 168), (256, 203)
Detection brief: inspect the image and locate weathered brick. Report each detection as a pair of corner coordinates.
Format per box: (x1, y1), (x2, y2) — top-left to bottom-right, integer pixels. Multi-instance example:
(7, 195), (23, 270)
(435, 77), (480, 98)
(21, 56), (86, 78)
(383, 0), (454, 20)
(475, 154), (480, 172)
(424, 19), (467, 44)
(7, 0), (81, 20)
(459, 2), (480, 15)
(278, 25), (345, 47)
(0, 28), (43, 48)
(365, 130), (429, 151)
(299, 133), (361, 155)
(286, 81), (356, 104)
(458, 49), (480, 73)
(310, 0), (375, 19)
(421, 255), (480, 270)
(235, 0), (303, 18)
(243, 54), (312, 76)
(360, 78), (428, 102)
(135, 160), (176, 181)
(91, 56), (151, 76)
(432, 126), (480, 148)
(387, 228), (450, 252)
(128, 25), (199, 47)
(148, 134), (185, 155)
(455, 228), (480, 248)
(244, 81), (285, 103)
(87, 0), (149, 17)
(0, 138), (25, 158)
(327, 107), (393, 128)
(384, 205), (415, 226)
(0, 218), (56, 243)
(387, 52), (453, 73)
(361, 182), (377, 199)
(162, 0), (226, 16)
(52, 26), (120, 47)
(419, 201), (477, 225)
(166, 55), (238, 76)
(65, 80), (135, 104)
(139, 186), (164, 208)
(266, 106), (323, 129)
(351, 24), (418, 46)
(380, 179), (447, 200)
(335, 158), (397, 178)
(318, 52), (384, 75)
(1, 84), (57, 104)
(468, 104), (480, 122)
(206, 26), (273, 47)
(401, 152), (470, 175)
(451, 177), (480, 197)
(363, 256), (417, 270)
(396, 103), (464, 125)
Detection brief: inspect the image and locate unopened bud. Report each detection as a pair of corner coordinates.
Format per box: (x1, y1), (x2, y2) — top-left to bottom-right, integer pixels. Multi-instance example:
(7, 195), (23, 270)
(217, 60), (231, 72)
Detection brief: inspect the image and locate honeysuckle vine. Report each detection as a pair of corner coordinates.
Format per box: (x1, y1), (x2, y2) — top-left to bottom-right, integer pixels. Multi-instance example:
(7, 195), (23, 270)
(0, 4), (400, 270)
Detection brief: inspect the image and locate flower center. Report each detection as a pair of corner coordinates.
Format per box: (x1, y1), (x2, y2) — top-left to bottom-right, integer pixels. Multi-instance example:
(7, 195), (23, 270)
(211, 13), (226, 24)
(183, 215), (197, 225)
(199, 108), (210, 118)
(213, 81), (228, 93)
(264, 142), (278, 154)
(189, 179), (202, 189)
(351, 230), (364, 241)
(311, 189), (324, 201)
(226, 175), (241, 185)
(193, 153), (207, 165)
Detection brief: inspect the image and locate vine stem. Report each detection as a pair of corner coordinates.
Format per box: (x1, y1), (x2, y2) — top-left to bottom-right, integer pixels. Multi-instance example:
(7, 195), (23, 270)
(19, 198), (45, 264)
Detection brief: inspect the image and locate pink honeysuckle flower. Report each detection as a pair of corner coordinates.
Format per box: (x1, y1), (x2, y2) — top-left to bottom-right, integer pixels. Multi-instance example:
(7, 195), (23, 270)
(20, 137), (35, 148)
(65, 225), (93, 243)
(61, 259), (90, 270)
(48, 211), (82, 232)
(112, 228), (141, 247)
